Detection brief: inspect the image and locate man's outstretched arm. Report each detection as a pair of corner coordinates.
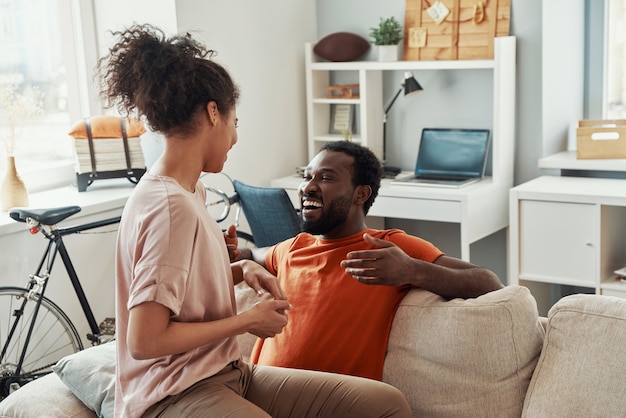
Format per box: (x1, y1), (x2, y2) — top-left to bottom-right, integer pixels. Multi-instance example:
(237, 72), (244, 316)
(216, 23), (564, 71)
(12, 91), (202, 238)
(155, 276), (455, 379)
(340, 233), (503, 299)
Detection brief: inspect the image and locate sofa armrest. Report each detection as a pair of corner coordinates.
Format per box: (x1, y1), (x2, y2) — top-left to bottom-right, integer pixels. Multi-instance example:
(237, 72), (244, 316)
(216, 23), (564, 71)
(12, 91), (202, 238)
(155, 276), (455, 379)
(522, 294), (626, 417)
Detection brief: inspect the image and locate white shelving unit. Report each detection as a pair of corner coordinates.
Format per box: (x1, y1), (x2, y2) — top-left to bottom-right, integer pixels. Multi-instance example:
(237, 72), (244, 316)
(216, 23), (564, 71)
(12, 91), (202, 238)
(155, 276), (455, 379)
(276, 37), (516, 263)
(509, 175), (626, 314)
(305, 36), (516, 186)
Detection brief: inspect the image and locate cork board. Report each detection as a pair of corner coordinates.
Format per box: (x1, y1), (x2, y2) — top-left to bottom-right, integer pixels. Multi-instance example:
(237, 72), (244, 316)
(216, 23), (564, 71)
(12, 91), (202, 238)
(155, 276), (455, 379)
(403, 0), (510, 60)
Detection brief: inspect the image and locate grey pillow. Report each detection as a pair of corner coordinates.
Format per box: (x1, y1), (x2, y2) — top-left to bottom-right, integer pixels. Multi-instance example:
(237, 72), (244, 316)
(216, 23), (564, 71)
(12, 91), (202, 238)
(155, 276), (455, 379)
(52, 340), (116, 418)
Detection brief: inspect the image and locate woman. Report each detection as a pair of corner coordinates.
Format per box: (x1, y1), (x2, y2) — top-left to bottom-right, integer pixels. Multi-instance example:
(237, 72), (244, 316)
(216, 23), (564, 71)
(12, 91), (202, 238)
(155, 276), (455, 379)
(100, 24), (411, 418)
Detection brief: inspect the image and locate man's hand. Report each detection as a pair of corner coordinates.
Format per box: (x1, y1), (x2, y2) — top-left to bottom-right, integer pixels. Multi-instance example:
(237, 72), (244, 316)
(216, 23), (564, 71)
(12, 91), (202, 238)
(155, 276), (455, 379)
(341, 233), (504, 298)
(224, 224), (241, 262)
(340, 233), (416, 286)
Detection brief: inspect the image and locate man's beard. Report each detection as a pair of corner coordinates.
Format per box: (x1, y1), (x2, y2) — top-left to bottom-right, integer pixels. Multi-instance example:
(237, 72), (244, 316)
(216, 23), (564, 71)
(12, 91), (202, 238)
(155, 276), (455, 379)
(301, 195), (352, 235)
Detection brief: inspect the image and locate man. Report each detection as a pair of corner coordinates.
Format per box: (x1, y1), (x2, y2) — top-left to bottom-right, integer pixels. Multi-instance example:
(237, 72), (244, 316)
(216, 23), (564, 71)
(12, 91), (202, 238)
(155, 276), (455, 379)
(234, 141), (503, 381)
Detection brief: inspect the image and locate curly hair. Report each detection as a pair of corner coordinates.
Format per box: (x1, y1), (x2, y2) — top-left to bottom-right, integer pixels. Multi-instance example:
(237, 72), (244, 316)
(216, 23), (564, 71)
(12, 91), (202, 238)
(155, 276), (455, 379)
(319, 141), (382, 215)
(97, 23), (240, 136)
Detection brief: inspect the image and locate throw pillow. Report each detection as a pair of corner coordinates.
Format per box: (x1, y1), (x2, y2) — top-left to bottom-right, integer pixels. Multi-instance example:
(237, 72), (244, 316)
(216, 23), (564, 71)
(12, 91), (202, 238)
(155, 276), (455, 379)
(68, 115), (146, 139)
(52, 340), (116, 418)
(383, 285), (545, 418)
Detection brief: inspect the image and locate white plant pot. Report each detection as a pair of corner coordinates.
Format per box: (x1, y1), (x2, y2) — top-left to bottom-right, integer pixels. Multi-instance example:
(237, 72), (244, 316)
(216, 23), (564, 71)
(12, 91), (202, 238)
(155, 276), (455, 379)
(378, 45), (399, 62)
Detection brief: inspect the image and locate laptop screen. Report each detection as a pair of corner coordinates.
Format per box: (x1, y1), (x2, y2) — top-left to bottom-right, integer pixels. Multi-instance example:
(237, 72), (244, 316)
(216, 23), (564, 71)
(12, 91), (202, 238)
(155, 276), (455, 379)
(415, 128), (490, 178)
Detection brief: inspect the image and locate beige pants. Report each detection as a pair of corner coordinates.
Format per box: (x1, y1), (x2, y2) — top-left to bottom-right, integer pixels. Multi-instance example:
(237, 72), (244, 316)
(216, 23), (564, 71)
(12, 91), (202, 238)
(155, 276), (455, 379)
(143, 359), (411, 418)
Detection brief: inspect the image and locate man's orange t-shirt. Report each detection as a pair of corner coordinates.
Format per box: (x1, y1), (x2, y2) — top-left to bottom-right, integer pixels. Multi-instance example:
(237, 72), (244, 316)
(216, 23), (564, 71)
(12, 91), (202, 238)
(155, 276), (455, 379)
(250, 228), (443, 380)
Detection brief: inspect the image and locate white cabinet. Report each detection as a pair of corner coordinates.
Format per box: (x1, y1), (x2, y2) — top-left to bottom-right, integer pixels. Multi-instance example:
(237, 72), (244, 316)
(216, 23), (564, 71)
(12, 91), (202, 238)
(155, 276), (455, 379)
(519, 200), (596, 285)
(304, 36), (516, 186)
(509, 175), (626, 313)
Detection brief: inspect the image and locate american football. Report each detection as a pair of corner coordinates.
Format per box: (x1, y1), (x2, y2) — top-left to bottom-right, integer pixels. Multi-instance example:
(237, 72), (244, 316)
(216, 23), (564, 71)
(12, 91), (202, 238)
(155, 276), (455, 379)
(313, 32), (370, 62)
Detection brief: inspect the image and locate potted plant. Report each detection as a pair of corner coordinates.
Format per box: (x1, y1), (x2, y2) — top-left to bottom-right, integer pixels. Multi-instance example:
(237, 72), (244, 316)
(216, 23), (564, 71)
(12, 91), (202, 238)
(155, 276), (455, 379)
(369, 17), (403, 61)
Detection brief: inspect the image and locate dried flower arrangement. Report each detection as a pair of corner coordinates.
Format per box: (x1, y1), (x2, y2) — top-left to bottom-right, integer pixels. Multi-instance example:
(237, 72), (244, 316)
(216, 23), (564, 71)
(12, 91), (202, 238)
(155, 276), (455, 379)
(0, 83), (44, 156)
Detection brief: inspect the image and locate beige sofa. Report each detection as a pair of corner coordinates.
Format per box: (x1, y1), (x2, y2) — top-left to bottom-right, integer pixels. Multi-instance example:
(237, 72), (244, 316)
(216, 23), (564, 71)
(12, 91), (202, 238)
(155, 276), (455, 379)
(2, 285), (626, 417)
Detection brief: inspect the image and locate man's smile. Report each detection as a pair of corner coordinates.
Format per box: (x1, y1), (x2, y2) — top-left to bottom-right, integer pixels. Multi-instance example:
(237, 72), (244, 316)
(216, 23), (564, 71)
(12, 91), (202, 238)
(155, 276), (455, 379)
(302, 198), (323, 215)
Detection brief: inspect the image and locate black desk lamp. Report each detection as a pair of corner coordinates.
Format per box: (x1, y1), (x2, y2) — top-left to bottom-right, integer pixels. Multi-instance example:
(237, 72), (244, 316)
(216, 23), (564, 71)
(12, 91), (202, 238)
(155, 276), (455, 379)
(382, 71), (423, 178)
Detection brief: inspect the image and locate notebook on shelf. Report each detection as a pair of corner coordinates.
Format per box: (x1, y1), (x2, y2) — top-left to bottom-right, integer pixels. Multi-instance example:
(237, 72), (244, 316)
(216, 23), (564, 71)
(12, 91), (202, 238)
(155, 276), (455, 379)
(391, 128), (491, 188)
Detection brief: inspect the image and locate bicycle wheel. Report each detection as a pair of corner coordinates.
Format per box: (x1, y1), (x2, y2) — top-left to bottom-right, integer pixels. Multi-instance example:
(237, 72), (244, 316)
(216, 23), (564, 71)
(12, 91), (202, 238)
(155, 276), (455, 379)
(201, 172), (236, 223)
(0, 286), (83, 399)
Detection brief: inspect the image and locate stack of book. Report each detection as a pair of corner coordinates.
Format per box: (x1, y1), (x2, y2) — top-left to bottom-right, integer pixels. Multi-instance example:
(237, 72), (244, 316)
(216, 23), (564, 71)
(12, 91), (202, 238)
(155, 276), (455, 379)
(69, 116), (146, 174)
(73, 135), (145, 174)
(68, 116), (147, 191)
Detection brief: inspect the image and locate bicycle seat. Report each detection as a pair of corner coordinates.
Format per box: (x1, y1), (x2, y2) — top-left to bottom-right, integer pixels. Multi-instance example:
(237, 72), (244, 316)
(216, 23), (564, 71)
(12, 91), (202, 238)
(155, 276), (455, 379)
(10, 206), (82, 225)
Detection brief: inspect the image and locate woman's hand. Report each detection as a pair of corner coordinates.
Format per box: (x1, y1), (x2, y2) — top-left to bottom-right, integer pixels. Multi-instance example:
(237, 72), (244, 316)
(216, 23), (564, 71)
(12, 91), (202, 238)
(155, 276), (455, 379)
(239, 260), (287, 300)
(243, 299), (292, 338)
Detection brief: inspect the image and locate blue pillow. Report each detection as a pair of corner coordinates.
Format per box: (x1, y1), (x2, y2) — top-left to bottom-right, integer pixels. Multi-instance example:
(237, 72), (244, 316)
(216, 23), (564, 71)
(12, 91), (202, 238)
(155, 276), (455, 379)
(52, 340), (115, 418)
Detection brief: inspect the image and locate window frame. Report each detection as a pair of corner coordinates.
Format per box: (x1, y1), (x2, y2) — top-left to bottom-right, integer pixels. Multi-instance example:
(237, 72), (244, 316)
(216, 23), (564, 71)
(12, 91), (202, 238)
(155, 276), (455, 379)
(603, 0), (625, 119)
(6, 0), (101, 192)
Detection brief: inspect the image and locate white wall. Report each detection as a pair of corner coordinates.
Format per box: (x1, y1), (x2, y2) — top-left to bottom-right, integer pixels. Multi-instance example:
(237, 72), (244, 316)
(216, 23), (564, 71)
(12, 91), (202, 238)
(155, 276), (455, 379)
(175, 0), (316, 186)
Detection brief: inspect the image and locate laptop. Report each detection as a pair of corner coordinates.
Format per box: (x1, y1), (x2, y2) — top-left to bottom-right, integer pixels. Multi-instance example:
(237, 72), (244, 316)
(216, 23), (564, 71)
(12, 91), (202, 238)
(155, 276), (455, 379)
(391, 128), (491, 188)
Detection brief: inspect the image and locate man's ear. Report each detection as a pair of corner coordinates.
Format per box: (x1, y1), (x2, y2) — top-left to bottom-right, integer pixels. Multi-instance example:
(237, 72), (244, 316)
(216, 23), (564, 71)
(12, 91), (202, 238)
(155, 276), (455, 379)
(354, 185), (372, 206)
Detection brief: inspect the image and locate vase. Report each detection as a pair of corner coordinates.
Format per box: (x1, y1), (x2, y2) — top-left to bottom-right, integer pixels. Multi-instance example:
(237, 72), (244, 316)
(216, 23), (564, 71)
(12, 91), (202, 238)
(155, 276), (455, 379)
(1, 156), (29, 211)
(378, 45), (399, 62)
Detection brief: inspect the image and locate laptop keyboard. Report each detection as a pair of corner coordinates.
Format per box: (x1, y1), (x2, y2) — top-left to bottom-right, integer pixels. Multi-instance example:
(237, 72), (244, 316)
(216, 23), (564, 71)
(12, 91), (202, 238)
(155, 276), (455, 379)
(416, 175), (469, 182)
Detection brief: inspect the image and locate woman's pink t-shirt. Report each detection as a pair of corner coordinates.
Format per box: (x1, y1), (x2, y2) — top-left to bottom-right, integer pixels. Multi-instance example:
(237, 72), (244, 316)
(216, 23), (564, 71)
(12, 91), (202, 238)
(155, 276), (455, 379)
(115, 175), (239, 418)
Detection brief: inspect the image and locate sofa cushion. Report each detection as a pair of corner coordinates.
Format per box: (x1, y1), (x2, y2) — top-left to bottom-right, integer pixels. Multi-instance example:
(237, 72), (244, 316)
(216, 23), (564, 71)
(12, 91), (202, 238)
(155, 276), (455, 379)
(383, 285), (544, 418)
(51, 340), (116, 418)
(0, 372), (96, 418)
(522, 294), (626, 417)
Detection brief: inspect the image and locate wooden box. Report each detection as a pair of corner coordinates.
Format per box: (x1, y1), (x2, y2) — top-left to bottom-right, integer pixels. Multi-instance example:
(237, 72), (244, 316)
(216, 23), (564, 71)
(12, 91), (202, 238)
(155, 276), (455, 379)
(576, 119), (626, 159)
(403, 0), (510, 60)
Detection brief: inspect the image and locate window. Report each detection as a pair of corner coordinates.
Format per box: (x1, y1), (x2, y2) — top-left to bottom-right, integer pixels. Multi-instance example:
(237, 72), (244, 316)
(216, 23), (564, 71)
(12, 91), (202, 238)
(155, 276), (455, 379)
(0, 0), (95, 191)
(606, 0), (626, 118)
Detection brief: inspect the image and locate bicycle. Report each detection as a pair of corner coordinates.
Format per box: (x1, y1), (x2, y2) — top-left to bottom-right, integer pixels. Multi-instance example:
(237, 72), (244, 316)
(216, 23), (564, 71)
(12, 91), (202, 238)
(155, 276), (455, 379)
(0, 174), (256, 399)
(0, 206), (120, 399)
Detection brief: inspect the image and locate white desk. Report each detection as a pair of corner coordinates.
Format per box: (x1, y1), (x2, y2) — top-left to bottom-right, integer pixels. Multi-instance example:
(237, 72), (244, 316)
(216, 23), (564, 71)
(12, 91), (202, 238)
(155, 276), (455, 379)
(271, 174), (511, 261)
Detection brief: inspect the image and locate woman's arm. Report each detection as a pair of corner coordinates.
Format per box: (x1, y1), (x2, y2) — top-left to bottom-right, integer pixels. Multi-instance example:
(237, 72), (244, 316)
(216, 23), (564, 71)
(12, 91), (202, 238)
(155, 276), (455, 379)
(127, 297), (291, 360)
